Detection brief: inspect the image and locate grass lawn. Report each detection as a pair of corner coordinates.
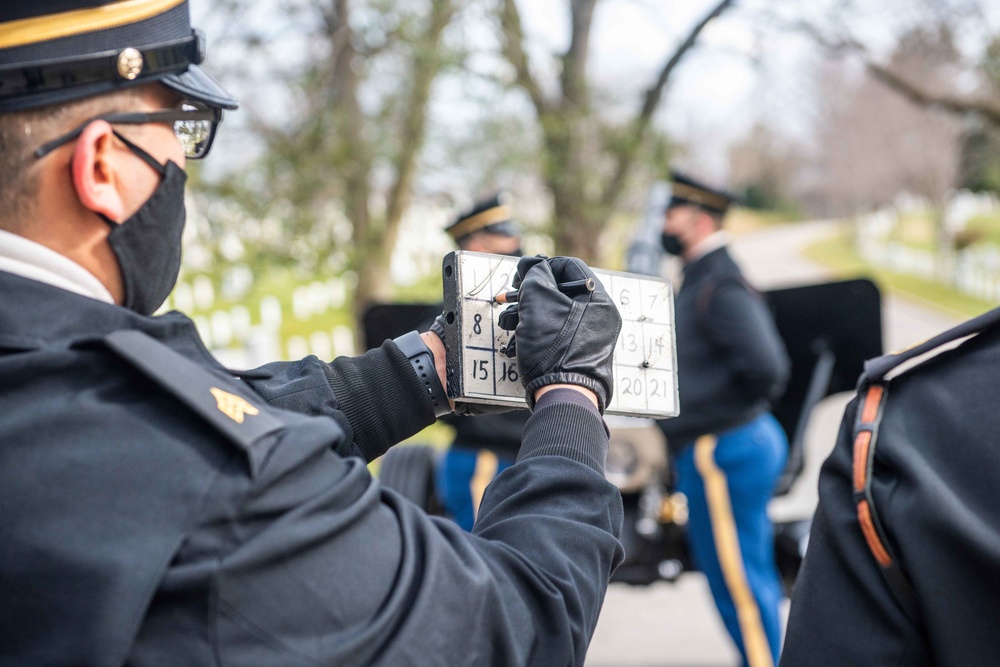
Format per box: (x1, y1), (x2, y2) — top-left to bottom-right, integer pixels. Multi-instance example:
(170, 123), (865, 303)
(805, 227), (998, 320)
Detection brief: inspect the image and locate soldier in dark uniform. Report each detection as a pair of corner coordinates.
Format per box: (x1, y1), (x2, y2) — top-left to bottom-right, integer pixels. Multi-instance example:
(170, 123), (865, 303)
(0, 3), (625, 665)
(782, 307), (1000, 666)
(656, 172), (791, 667)
(439, 194), (530, 530)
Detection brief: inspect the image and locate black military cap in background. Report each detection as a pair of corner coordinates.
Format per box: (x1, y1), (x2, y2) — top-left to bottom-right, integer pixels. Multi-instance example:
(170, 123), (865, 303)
(0, 0), (237, 112)
(445, 193), (520, 243)
(666, 171), (737, 216)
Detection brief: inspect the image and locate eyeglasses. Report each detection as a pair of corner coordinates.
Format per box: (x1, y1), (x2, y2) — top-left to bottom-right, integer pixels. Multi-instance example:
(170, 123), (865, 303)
(33, 103), (223, 160)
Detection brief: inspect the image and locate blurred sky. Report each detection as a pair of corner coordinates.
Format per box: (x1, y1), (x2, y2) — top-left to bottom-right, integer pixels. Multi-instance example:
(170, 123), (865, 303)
(189, 0), (1000, 188)
(516, 1), (796, 178)
(189, 0), (820, 184)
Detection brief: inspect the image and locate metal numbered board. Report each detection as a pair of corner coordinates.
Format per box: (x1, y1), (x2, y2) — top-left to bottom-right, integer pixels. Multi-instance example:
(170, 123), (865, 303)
(441, 251), (679, 419)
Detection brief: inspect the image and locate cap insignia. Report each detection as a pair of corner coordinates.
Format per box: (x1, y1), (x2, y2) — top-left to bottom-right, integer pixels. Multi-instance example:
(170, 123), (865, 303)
(116, 48), (145, 81)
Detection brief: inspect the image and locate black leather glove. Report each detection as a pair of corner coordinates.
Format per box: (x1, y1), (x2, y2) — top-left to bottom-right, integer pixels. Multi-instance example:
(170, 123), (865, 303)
(428, 312), (515, 417)
(497, 255), (621, 413)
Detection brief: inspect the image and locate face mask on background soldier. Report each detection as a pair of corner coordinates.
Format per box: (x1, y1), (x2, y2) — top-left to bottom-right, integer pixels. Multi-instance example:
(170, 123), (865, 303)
(660, 231), (685, 256)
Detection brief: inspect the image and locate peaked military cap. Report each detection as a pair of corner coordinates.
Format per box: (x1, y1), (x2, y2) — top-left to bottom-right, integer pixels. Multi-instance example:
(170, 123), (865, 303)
(445, 193), (520, 243)
(0, 0), (237, 112)
(666, 171), (736, 216)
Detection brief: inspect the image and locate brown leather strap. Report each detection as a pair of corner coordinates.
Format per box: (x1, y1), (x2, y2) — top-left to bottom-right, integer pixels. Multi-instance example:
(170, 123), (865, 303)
(852, 382), (919, 618)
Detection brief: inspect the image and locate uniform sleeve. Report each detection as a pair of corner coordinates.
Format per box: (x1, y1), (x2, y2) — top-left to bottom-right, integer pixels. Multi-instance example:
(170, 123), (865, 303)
(205, 395), (624, 667)
(246, 339), (435, 462)
(780, 398), (928, 667)
(701, 280), (789, 402)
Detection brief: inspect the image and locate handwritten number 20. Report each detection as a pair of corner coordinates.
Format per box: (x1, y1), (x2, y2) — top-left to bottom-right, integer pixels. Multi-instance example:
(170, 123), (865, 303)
(621, 377), (642, 396)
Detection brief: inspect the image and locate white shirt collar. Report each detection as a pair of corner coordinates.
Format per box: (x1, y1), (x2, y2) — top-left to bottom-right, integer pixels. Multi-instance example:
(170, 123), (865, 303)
(686, 230), (730, 263)
(0, 229), (115, 304)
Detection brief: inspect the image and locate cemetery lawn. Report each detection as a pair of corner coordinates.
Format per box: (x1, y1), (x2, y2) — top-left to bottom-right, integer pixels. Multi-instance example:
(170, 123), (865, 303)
(966, 213), (1000, 247)
(805, 227), (999, 320)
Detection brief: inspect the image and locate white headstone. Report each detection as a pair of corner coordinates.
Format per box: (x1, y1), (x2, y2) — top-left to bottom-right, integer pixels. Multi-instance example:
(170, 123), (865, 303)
(192, 315), (213, 348)
(222, 265), (254, 300)
(309, 281), (329, 315)
(332, 326), (355, 357)
(260, 296), (283, 331)
(211, 310), (233, 347)
(310, 331), (333, 360)
(172, 281), (194, 313)
(286, 335), (310, 361)
(193, 275), (215, 311)
(328, 278), (346, 308)
(229, 305), (252, 341)
(292, 287), (311, 321)
(246, 326), (281, 367)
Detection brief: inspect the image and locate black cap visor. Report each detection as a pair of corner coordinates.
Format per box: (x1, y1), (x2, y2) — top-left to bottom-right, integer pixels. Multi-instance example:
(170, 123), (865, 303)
(161, 64), (236, 110)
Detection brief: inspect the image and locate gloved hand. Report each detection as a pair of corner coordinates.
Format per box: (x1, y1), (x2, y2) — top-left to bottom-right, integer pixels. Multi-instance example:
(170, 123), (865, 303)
(428, 312), (515, 417)
(497, 255), (621, 413)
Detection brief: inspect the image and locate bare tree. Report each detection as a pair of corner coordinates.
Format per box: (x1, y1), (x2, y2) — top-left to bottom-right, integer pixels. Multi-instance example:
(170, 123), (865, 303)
(728, 121), (806, 212)
(197, 0), (462, 332)
(495, 0), (736, 262)
(791, 0), (1000, 126)
(810, 27), (964, 216)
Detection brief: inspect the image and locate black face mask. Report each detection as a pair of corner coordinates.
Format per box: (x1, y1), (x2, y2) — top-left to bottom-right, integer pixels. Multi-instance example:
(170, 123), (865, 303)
(100, 132), (188, 316)
(507, 248), (524, 258)
(660, 232), (685, 256)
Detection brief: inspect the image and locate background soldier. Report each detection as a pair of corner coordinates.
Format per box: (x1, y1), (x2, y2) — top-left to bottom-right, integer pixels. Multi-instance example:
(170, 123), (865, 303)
(656, 172), (791, 667)
(782, 308), (1000, 665)
(0, 2), (624, 664)
(438, 193), (531, 530)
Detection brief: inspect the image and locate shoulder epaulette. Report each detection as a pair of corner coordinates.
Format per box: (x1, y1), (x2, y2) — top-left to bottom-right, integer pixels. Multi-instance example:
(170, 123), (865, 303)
(860, 305), (1000, 385)
(102, 330), (285, 477)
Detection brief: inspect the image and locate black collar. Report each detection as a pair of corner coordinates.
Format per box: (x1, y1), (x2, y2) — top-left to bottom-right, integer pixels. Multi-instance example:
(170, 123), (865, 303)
(0, 270), (210, 362)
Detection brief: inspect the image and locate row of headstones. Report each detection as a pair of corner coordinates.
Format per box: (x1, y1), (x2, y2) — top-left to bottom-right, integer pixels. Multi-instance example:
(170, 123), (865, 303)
(860, 193), (1000, 246)
(858, 236), (1000, 302)
(188, 297), (357, 354)
(193, 319), (358, 370)
(955, 245), (1000, 301)
(890, 190), (1000, 223)
(165, 276), (349, 323)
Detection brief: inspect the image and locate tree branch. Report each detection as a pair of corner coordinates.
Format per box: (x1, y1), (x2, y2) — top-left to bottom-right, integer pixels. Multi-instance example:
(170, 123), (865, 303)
(497, 0), (550, 116)
(561, 0), (599, 110)
(383, 0), (458, 252)
(321, 0), (371, 249)
(602, 0), (736, 209)
(794, 19), (1000, 126)
(866, 60), (1000, 126)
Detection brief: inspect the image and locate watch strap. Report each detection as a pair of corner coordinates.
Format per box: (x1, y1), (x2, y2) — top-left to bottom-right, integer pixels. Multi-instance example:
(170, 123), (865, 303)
(393, 331), (450, 418)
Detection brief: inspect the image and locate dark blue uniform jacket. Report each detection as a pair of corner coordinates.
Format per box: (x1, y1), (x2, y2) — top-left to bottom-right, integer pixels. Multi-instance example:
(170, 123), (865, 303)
(0, 270), (623, 667)
(782, 309), (1000, 666)
(658, 246), (789, 451)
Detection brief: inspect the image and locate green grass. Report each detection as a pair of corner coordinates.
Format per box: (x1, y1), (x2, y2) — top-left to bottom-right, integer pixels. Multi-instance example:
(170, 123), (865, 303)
(965, 213), (1000, 247)
(805, 229), (998, 319)
(392, 272), (445, 304)
(888, 212), (939, 250)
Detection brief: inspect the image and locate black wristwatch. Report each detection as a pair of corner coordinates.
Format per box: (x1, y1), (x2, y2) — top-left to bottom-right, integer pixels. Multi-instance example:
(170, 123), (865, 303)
(393, 331), (451, 418)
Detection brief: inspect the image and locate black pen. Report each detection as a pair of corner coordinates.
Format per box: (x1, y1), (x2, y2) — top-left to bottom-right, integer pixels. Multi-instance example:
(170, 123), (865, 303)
(493, 278), (595, 304)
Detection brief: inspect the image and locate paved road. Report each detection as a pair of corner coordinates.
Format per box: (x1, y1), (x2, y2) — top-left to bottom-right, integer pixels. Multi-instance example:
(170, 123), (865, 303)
(585, 220), (962, 667)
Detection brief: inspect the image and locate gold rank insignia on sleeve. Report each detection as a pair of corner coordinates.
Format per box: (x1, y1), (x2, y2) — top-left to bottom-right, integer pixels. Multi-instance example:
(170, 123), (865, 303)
(210, 387), (260, 424)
